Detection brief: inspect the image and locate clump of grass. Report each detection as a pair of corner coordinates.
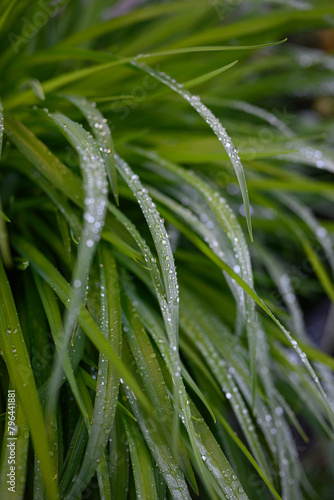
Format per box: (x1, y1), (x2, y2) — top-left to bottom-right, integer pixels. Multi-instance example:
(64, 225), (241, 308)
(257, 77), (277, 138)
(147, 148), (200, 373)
(0, 1), (334, 499)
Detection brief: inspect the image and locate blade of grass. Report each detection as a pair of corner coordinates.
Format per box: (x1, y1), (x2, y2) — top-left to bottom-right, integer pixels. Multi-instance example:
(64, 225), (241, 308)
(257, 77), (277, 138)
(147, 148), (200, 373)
(66, 244), (121, 498)
(63, 94), (118, 205)
(0, 258), (58, 500)
(122, 411), (158, 500)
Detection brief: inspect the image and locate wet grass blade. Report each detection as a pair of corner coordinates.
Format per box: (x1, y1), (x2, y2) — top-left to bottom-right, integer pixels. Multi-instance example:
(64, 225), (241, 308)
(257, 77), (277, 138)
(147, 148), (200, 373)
(33, 274), (90, 426)
(0, 258), (58, 500)
(63, 94), (119, 205)
(45, 110), (108, 422)
(130, 63), (253, 241)
(12, 235), (151, 411)
(123, 411), (158, 500)
(66, 244), (121, 498)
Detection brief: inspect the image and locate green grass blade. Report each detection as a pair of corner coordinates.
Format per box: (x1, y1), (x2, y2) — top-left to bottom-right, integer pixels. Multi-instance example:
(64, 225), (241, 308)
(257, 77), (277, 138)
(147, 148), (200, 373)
(63, 94), (119, 205)
(33, 274), (90, 425)
(0, 395), (29, 500)
(46, 110), (108, 420)
(0, 258), (58, 500)
(114, 154), (181, 446)
(135, 39), (287, 59)
(123, 412), (158, 500)
(135, 150), (257, 401)
(183, 61), (238, 88)
(66, 245), (121, 498)
(4, 114), (83, 203)
(110, 410), (130, 500)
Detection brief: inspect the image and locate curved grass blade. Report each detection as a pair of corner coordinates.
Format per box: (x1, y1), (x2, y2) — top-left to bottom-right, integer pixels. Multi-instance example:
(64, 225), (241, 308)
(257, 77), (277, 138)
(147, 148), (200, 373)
(278, 192), (334, 276)
(46, 110), (108, 416)
(134, 149), (257, 401)
(115, 155), (179, 343)
(4, 113), (83, 203)
(187, 397), (250, 500)
(135, 39), (287, 59)
(183, 61), (238, 88)
(0, 258), (58, 500)
(63, 94), (119, 205)
(114, 154), (181, 445)
(135, 158), (334, 427)
(180, 291), (271, 478)
(4, 58), (134, 109)
(121, 335), (193, 500)
(148, 186), (247, 335)
(130, 62), (253, 241)
(122, 291), (197, 493)
(216, 99), (294, 137)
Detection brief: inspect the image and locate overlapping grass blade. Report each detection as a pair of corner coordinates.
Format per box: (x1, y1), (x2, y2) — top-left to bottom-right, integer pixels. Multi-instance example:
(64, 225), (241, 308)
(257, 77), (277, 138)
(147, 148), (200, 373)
(12, 235), (150, 410)
(134, 149), (257, 400)
(45, 110), (108, 419)
(135, 152), (334, 425)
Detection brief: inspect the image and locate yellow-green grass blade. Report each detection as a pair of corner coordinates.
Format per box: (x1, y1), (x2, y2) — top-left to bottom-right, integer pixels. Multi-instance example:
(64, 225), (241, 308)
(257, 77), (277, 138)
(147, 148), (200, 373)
(134, 39), (287, 60)
(0, 393), (29, 500)
(0, 258), (58, 500)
